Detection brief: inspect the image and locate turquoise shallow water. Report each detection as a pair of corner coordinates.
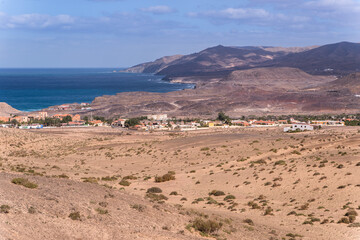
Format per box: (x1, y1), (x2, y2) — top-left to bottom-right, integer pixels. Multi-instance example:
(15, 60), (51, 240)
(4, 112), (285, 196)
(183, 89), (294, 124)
(0, 68), (193, 111)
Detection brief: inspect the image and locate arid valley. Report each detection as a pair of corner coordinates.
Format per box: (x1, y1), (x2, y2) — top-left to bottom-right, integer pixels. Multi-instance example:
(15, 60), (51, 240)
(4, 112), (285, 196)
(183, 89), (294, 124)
(1, 126), (359, 239)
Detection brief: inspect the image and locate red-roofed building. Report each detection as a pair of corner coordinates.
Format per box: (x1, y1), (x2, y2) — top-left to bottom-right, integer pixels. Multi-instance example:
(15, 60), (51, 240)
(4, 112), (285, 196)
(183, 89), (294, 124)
(253, 120), (275, 125)
(112, 119), (127, 127)
(89, 120), (104, 126)
(231, 120), (250, 126)
(53, 114), (73, 120)
(0, 116), (10, 122)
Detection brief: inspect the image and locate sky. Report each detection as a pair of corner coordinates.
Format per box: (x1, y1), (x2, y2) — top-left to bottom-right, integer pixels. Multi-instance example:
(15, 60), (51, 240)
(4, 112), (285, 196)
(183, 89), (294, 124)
(0, 0), (359, 68)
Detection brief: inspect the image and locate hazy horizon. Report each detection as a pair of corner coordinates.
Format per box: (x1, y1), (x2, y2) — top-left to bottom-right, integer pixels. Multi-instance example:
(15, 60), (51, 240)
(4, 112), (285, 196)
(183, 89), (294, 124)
(1, 0), (360, 68)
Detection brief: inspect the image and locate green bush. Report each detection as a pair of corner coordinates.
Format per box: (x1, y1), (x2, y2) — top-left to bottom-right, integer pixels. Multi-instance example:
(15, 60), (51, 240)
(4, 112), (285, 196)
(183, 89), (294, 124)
(224, 195), (236, 201)
(96, 208), (108, 214)
(69, 211), (81, 220)
(119, 179), (131, 186)
(274, 160), (286, 166)
(123, 175), (137, 180)
(131, 204), (146, 212)
(11, 178), (38, 189)
(146, 193), (168, 201)
(101, 176), (118, 181)
(0, 205), (10, 214)
(209, 190), (225, 196)
(28, 206), (36, 214)
(155, 173), (175, 183)
(338, 217), (350, 224)
(264, 207), (274, 215)
(191, 218), (222, 235)
(82, 177), (98, 183)
(147, 187), (162, 193)
(243, 218), (254, 226)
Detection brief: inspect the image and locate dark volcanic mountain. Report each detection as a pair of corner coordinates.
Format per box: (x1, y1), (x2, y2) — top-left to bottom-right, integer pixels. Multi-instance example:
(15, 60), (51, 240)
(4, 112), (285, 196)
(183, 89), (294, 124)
(268, 42), (360, 75)
(125, 42), (360, 78)
(156, 45), (285, 77)
(125, 55), (183, 74)
(125, 45), (290, 77)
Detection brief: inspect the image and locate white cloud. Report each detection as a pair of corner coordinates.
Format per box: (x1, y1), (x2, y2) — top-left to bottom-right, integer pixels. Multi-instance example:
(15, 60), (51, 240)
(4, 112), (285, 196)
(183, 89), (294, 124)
(305, 0), (360, 14)
(217, 8), (271, 20)
(190, 7), (309, 25)
(140, 5), (176, 14)
(0, 12), (75, 29)
(0, 11), (190, 36)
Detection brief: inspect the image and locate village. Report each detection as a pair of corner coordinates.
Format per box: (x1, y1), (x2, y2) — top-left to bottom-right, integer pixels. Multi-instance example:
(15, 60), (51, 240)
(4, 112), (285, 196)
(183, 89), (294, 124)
(0, 108), (358, 132)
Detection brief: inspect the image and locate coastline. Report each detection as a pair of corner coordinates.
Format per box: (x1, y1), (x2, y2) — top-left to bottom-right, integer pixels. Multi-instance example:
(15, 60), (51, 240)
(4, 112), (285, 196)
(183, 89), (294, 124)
(0, 69), (194, 113)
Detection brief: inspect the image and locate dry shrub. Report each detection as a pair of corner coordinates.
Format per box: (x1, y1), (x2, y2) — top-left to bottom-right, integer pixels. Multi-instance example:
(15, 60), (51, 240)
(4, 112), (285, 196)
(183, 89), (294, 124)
(11, 178), (38, 189)
(191, 218), (222, 236)
(155, 172), (175, 183)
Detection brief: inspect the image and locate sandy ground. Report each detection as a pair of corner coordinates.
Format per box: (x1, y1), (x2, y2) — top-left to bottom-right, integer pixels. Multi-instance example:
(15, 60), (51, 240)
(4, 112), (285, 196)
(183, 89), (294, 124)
(0, 126), (360, 240)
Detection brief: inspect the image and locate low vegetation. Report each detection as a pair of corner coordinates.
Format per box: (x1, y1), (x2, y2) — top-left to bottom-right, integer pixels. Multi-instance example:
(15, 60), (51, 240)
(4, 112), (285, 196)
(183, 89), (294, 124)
(155, 172), (175, 183)
(0, 205), (10, 214)
(146, 187), (162, 193)
(68, 211), (81, 220)
(190, 218), (223, 236)
(11, 178), (38, 189)
(209, 190), (225, 196)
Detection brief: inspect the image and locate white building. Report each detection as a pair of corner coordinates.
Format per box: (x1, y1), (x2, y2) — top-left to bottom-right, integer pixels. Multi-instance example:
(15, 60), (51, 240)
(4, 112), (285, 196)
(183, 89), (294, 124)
(147, 114), (168, 121)
(112, 119), (127, 127)
(284, 124), (314, 132)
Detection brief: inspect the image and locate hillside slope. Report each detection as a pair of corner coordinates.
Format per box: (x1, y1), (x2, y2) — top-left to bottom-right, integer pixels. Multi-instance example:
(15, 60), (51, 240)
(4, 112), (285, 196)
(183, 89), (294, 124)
(268, 42), (360, 75)
(1, 127), (360, 240)
(325, 72), (360, 94)
(226, 67), (333, 90)
(0, 172), (201, 240)
(0, 102), (20, 116)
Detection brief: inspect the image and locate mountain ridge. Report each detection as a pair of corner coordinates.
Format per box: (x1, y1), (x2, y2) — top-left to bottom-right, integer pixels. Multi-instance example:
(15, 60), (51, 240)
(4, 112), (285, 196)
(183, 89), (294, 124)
(124, 42), (360, 78)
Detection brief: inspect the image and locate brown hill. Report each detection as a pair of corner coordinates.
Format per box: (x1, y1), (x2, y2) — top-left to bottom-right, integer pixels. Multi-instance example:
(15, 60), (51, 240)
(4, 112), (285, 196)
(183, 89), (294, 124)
(326, 72), (360, 93)
(0, 102), (20, 116)
(226, 67), (333, 90)
(86, 70), (359, 118)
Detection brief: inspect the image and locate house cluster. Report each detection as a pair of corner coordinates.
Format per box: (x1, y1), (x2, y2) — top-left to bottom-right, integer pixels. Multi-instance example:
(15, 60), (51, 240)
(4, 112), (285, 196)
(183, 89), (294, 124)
(310, 120), (345, 126)
(122, 116), (352, 132)
(283, 119), (349, 132)
(47, 103), (91, 111)
(110, 116), (294, 131)
(0, 112), (87, 127)
(0, 111), (48, 124)
(0, 110), (355, 132)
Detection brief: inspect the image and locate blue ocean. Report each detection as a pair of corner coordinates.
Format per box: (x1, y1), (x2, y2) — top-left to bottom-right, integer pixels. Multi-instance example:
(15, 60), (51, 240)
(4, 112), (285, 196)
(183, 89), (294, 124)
(0, 68), (193, 111)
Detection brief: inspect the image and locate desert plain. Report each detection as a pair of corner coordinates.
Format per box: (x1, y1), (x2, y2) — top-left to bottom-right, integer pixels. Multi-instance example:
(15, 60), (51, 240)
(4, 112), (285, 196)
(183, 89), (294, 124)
(0, 126), (359, 240)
